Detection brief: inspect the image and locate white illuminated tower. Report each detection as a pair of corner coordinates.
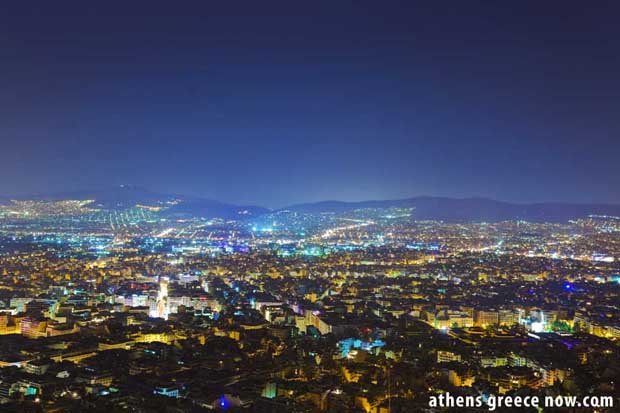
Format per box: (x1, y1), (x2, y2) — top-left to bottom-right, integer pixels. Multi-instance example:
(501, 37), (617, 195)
(156, 277), (169, 319)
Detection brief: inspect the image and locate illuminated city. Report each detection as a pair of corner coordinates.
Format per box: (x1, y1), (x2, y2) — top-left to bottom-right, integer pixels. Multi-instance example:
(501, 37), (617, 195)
(2, 2), (620, 412)
(0, 190), (619, 411)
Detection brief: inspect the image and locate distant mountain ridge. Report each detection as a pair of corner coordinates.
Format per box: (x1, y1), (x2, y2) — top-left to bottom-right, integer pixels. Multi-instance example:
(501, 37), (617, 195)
(27, 185), (175, 207)
(2, 187), (620, 222)
(6, 185), (268, 219)
(283, 196), (620, 223)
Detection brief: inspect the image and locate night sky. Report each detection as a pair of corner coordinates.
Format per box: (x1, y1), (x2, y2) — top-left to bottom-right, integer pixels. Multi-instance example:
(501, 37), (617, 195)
(1, 2), (619, 207)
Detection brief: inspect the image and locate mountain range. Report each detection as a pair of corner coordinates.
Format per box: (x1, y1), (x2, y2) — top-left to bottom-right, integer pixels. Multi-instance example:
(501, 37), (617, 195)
(2, 186), (620, 223)
(0, 186), (268, 219)
(284, 197), (620, 222)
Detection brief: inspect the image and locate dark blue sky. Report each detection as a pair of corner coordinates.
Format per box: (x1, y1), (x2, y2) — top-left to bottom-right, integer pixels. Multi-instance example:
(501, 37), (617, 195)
(1, 1), (619, 207)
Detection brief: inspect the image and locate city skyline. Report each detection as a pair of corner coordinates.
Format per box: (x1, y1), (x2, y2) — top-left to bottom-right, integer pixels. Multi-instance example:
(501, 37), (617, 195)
(1, 2), (619, 411)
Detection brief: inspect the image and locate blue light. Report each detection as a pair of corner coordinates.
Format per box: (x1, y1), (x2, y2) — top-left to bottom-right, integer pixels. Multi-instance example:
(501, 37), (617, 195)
(564, 283), (572, 290)
(219, 395), (228, 409)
